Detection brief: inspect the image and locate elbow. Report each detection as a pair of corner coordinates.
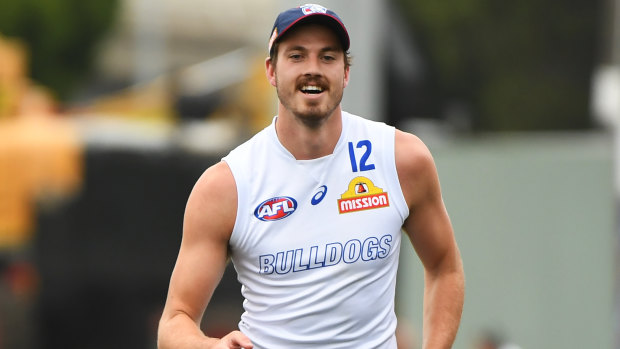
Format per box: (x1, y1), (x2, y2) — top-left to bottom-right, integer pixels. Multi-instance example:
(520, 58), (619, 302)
(157, 311), (178, 349)
(157, 317), (169, 349)
(425, 247), (465, 292)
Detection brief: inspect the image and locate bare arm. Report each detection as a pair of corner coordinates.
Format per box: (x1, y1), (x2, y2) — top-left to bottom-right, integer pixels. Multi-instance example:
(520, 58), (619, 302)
(157, 161), (253, 349)
(396, 130), (465, 349)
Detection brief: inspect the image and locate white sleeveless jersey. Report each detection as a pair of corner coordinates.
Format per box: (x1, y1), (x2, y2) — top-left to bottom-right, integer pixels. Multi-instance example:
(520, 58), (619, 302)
(222, 111), (409, 349)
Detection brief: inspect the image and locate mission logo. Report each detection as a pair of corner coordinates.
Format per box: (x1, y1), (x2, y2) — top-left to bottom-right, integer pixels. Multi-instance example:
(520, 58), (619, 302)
(338, 176), (389, 214)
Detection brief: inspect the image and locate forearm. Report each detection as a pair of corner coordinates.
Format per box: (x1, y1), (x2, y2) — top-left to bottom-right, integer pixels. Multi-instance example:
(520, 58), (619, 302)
(158, 312), (216, 349)
(422, 266), (465, 349)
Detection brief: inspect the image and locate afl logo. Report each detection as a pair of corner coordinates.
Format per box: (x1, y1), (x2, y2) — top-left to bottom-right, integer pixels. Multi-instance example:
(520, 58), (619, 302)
(254, 196), (298, 221)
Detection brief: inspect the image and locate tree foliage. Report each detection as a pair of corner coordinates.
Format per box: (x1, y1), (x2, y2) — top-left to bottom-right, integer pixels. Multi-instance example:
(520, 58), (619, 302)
(395, 0), (601, 131)
(0, 0), (119, 100)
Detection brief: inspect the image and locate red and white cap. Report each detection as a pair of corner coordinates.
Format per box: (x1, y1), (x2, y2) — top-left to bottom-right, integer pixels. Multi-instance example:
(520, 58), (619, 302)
(268, 4), (350, 54)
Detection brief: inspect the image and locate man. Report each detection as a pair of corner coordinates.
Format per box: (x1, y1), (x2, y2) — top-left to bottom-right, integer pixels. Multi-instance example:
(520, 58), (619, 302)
(158, 4), (464, 349)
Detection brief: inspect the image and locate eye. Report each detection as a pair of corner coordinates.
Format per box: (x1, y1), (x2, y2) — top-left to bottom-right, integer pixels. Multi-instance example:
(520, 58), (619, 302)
(322, 55), (336, 61)
(289, 53), (303, 60)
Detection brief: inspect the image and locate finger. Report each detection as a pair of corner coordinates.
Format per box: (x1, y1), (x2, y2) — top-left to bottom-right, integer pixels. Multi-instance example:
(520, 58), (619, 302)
(225, 331), (253, 348)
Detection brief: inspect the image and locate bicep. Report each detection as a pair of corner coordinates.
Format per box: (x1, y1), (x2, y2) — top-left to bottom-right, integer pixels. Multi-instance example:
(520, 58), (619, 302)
(404, 194), (457, 273)
(161, 162), (237, 324)
(396, 131), (458, 272)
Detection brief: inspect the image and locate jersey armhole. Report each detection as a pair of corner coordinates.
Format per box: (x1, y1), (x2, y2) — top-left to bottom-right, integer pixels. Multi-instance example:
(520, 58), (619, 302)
(384, 126), (410, 223)
(221, 158), (247, 251)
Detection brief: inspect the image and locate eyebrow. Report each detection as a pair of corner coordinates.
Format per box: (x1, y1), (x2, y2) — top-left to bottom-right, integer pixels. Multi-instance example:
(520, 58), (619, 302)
(284, 45), (341, 53)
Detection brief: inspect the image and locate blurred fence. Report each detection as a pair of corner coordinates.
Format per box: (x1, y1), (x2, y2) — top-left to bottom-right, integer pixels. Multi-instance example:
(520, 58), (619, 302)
(31, 146), (242, 349)
(398, 131), (614, 348)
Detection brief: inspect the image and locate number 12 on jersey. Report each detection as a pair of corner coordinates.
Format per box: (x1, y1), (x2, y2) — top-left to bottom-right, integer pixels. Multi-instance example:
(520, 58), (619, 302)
(348, 140), (376, 172)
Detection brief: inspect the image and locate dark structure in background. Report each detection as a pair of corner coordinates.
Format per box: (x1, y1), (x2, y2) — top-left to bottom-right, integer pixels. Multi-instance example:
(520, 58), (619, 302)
(34, 148), (244, 349)
(392, 0), (602, 132)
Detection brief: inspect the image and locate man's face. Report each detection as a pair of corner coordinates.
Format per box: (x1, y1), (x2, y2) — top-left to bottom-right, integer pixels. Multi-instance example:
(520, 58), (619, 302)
(267, 23), (350, 126)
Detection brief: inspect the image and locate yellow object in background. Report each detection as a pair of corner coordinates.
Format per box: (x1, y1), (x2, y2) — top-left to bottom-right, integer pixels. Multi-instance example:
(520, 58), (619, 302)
(0, 100), (83, 248)
(0, 61), (83, 250)
(0, 34), (83, 250)
(0, 34), (28, 120)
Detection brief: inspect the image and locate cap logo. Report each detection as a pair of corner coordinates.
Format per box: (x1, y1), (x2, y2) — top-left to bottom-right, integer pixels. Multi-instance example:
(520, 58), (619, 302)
(268, 28), (278, 52)
(300, 4), (328, 15)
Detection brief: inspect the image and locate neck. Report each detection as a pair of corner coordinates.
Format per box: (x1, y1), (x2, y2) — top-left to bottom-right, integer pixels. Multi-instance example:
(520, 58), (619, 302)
(275, 106), (343, 160)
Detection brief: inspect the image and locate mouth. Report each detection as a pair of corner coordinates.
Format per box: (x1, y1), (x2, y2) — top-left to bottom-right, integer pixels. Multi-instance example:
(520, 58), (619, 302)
(299, 85), (325, 95)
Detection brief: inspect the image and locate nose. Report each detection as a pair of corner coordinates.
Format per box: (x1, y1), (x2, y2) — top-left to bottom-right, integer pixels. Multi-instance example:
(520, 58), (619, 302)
(303, 55), (322, 77)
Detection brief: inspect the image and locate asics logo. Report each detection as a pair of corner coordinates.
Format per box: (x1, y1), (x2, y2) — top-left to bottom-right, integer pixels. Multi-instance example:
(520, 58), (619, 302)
(311, 185), (328, 205)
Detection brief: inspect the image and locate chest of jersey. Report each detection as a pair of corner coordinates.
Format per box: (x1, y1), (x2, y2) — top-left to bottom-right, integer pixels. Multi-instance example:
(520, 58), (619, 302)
(230, 135), (403, 280)
(221, 113), (408, 348)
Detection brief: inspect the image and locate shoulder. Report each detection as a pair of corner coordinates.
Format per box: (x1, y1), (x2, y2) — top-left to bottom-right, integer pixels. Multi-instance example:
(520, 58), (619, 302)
(395, 129), (434, 169)
(192, 161), (236, 196)
(184, 161), (237, 243)
(394, 129), (439, 208)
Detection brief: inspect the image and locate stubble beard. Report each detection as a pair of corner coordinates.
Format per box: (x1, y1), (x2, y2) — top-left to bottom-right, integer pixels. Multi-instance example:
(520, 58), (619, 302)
(275, 76), (344, 129)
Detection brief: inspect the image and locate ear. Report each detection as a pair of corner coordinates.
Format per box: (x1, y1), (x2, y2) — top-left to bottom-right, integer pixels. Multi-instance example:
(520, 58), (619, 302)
(343, 65), (350, 88)
(265, 57), (277, 87)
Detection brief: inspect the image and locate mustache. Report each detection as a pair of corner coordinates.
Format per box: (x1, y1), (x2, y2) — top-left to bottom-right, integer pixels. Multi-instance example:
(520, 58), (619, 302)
(296, 77), (328, 90)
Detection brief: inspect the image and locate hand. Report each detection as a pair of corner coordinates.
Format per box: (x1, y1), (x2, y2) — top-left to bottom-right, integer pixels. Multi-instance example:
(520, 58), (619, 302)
(210, 331), (254, 349)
